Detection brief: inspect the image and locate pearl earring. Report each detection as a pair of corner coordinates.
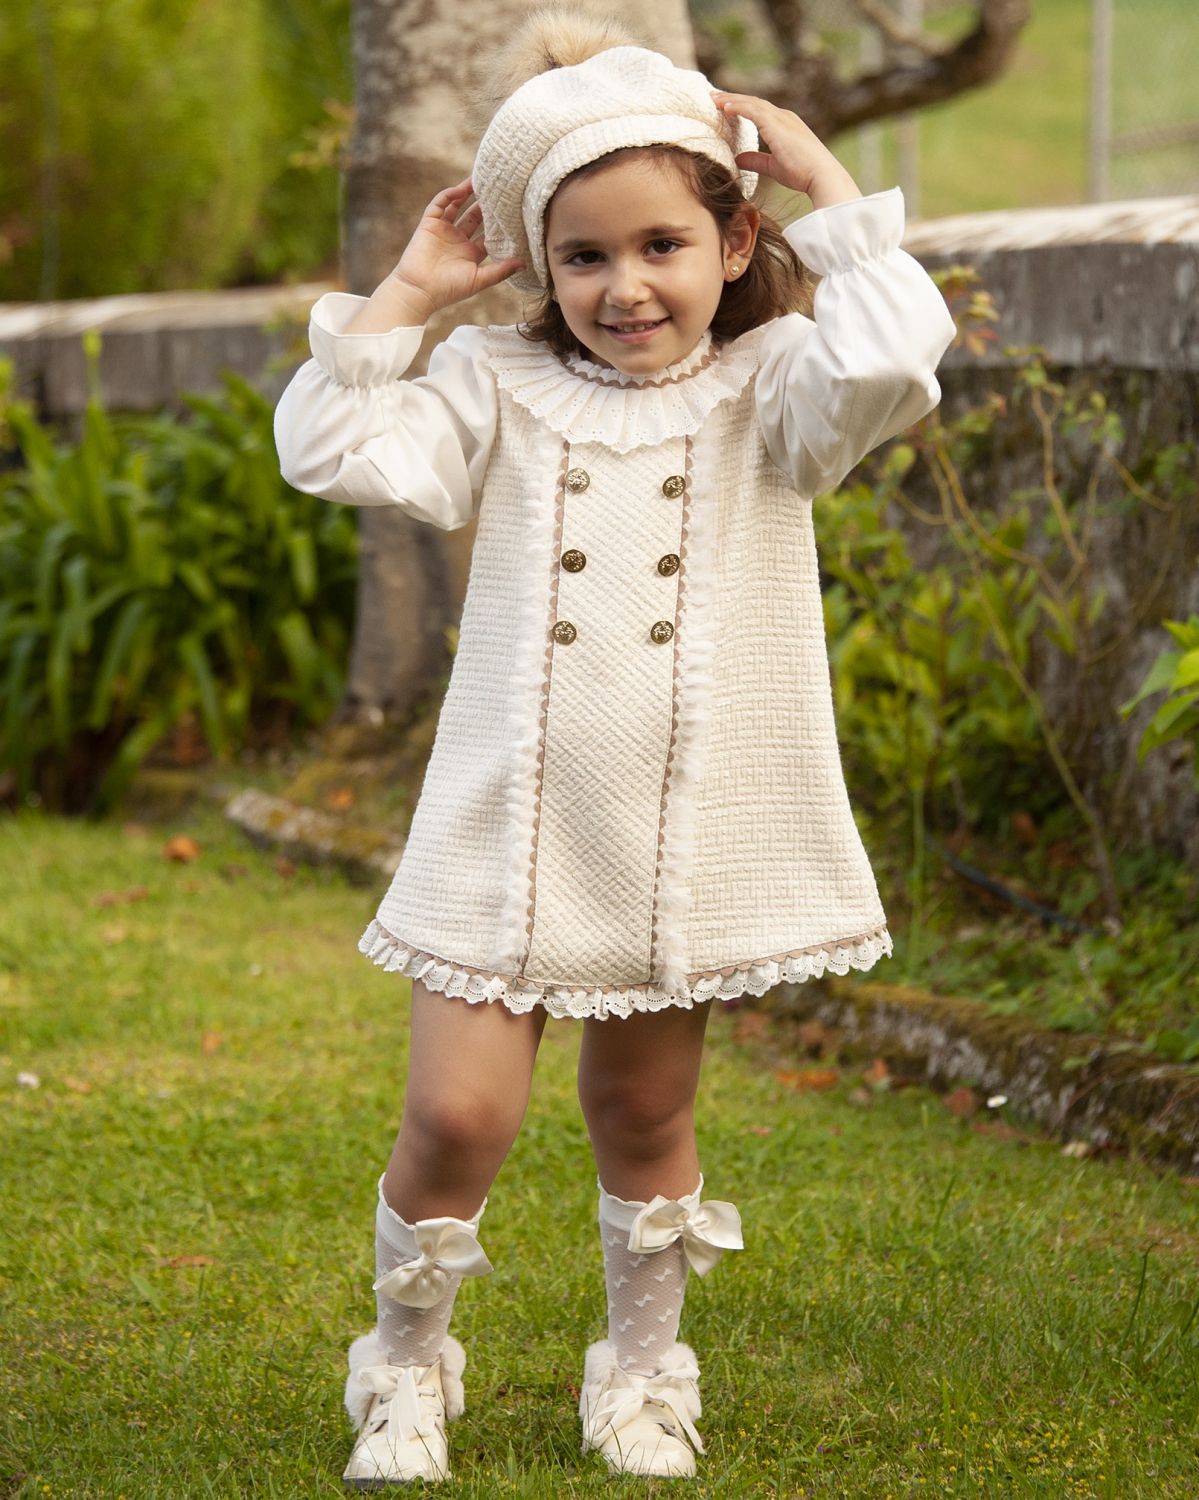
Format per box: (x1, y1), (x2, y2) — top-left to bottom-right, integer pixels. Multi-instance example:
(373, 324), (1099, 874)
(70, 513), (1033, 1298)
(728, 263), (740, 277)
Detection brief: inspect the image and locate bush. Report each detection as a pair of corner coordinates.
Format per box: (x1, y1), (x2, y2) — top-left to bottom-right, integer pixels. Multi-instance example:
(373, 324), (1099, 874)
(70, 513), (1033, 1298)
(0, 334), (358, 813)
(0, 0), (349, 298)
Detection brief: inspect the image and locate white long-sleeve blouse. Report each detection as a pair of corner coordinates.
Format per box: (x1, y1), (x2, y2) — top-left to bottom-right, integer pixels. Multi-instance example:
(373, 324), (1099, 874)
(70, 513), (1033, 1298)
(274, 186), (956, 1019)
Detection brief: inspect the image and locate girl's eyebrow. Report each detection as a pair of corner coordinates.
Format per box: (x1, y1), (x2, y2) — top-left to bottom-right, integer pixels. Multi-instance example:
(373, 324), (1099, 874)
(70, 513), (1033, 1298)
(550, 223), (695, 254)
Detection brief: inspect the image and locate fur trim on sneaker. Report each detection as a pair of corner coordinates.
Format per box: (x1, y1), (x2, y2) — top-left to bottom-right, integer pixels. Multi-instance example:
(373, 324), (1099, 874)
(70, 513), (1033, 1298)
(345, 1329), (467, 1428)
(579, 1337), (704, 1476)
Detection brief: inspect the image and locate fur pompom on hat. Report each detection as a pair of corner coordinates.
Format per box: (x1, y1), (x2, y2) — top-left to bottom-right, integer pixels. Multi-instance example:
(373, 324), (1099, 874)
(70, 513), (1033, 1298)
(472, 5), (759, 293)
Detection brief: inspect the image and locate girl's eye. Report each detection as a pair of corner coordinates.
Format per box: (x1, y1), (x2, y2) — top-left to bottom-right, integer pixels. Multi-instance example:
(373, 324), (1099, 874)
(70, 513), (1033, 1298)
(565, 250), (602, 266)
(648, 239), (681, 255)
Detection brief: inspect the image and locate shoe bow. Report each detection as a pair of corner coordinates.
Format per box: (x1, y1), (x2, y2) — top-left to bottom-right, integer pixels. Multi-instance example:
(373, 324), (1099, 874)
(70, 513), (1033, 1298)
(357, 1361), (441, 1443)
(626, 1194), (744, 1276)
(588, 1359), (706, 1456)
(372, 1218), (493, 1308)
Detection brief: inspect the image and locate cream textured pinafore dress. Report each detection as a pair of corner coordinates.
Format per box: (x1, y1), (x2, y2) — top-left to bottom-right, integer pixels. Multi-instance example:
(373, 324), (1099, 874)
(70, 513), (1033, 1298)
(273, 187), (957, 1020)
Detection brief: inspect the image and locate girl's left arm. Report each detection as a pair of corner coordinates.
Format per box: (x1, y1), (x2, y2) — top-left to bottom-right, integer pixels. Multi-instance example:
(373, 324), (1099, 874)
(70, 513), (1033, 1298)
(715, 93), (957, 498)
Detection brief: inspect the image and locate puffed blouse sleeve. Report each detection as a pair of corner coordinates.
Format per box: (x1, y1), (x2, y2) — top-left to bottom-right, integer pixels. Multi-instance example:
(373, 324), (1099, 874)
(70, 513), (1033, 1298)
(272, 292), (498, 531)
(755, 187), (956, 499)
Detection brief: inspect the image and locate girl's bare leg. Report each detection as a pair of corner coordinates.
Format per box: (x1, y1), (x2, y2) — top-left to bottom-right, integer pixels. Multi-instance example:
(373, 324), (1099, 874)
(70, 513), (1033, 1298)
(576, 1000), (713, 1200)
(576, 1001), (716, 1396)
(383, 977), (549, 1221)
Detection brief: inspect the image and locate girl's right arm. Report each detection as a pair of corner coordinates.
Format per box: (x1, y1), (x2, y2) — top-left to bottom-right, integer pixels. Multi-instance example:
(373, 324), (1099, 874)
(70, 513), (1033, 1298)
(273, 180), (525, 531)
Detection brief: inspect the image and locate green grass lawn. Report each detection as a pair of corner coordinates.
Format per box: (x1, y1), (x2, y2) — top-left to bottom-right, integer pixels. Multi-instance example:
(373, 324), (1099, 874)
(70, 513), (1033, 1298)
(2, 805), (1198, 1497)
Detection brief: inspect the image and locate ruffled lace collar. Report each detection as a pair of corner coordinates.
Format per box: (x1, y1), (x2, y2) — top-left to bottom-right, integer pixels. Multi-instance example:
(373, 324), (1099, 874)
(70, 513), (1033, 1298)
(485, 323), (769, 453)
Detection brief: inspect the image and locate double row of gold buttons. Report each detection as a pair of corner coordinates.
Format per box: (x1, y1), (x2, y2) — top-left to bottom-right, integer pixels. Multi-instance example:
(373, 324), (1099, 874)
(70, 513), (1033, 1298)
(551, 468), (685, 647)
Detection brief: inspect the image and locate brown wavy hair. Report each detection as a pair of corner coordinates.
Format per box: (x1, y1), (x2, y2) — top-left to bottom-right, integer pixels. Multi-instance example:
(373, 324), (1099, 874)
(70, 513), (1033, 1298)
(519, 144), (812, 360)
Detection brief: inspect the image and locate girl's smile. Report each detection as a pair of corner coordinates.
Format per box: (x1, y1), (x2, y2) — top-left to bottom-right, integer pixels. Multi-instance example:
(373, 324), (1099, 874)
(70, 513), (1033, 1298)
(545, 156), (747, 375)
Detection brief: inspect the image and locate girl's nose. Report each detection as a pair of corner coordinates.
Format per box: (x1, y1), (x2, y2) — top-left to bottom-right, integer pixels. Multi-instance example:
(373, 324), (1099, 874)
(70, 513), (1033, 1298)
(605, 258), (650, 308)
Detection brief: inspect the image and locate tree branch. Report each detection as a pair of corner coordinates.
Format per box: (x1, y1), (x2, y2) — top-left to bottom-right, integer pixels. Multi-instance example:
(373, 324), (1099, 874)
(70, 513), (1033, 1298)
(748, 0), (1031, 140)
(847, 0), (951, 58)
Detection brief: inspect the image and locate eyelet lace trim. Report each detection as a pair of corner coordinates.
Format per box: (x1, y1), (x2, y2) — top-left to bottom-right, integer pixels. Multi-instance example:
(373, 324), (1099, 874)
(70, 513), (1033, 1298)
(563, 331), (718, 387)
(484, 324), (768, 454)
(358, 918), (893, 1020)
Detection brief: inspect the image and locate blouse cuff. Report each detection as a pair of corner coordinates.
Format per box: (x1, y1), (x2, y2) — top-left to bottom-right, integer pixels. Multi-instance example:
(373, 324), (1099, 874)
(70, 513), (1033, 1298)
(783, 186), (905, 276)
(307, 291), (426, 389)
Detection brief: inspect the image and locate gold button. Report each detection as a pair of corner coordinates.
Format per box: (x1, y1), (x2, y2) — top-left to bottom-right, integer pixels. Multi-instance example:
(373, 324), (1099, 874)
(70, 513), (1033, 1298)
(552, 620), (577, 644)
(650, 620), (675, 644)
(657, 554), (680, 576)
(661, 475), (685, 499)
(565, 467), (590, 493)
(561, 549), (587, 572)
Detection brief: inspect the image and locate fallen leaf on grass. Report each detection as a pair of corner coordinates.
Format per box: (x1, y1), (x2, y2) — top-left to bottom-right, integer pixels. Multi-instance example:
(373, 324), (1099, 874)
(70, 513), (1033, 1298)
(274, 856), (297, 878)
(100, 922), (129, 945)
(159, 1254), (215, 1269)
(92, 885), (150, 908)
(62, 1076), (93, 1095)
(796, 1019), (838, 1057)
(944, 1086), (980, 1118)
(972, 1120), (1035, 1143)
(747, 1125), (773, 1137)
(862, 1057), (890, 1089)
(201, 1032), (223, 1055)
(848, 1085), (873, 1106)
(219, 863), (250, 881)
(163, 835), (201, 863)
(1061, 1139), (1091, 1158)
(775, 1067), (839, 1092)
(16, 1071), (40, 1089)
(324, 786), (355, 812)
(733, 1012), (769, 1042)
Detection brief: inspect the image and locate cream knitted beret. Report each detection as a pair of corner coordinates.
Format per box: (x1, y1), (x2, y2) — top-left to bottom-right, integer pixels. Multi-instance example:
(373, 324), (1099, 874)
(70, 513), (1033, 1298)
(472, 39), (759, 293)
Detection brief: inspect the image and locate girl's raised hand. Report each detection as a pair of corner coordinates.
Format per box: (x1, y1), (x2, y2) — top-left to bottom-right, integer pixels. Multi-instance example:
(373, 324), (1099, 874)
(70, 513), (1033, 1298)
(712, 93), (862, 211)
(387, 178), (526, 322)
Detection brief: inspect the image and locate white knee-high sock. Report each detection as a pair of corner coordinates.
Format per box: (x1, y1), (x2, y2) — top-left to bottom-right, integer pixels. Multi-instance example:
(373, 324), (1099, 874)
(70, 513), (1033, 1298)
(597, 1179), (701, 1377)
(373, 1177), (491, 1367)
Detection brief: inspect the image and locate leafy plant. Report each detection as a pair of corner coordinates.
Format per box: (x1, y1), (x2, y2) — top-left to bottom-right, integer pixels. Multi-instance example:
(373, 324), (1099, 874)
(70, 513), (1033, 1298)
(0, 334), (358, 813)
(1119, 616), (1199, 785)
(819, 272), (1195, 944)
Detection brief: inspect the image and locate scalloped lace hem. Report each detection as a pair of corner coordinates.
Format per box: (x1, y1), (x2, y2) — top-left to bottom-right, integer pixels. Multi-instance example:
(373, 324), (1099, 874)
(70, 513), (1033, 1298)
(357, 919), (892, 1020)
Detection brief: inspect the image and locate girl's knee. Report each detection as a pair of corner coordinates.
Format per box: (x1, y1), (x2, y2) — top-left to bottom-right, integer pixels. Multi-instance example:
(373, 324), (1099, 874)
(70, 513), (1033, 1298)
(579, 1076), (695, 1158)
(403, 1084), (524, 1164)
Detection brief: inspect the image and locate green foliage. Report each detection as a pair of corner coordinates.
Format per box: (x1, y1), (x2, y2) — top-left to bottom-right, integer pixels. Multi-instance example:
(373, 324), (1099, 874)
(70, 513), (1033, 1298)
(0, 340), (358, 813)
(818, 276), (1196, 941)
(0, 0), (349, 299)
(1120, 616), (1199, 785)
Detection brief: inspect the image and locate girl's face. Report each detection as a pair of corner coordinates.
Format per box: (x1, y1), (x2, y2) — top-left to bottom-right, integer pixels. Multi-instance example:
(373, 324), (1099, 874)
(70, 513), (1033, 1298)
(545, 155), (753, 375)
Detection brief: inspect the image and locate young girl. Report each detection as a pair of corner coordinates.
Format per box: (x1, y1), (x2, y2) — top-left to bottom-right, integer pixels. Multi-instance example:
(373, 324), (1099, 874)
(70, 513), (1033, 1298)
(274, 7), (955, 1487)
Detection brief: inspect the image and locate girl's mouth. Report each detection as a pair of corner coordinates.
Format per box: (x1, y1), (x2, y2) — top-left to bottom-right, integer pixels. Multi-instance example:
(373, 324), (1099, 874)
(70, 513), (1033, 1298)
(602, 318), (667, 343)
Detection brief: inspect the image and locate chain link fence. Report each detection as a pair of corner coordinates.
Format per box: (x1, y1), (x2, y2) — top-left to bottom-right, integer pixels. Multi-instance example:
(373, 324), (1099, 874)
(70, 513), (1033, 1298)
(849, 0), (1198, 210)
(1091, 0), (1199, 200)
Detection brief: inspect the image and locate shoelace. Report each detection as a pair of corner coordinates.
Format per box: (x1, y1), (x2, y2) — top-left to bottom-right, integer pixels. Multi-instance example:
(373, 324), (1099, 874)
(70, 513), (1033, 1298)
(587, 1361), (706, 1456)
(358, 1362), (443, 1445)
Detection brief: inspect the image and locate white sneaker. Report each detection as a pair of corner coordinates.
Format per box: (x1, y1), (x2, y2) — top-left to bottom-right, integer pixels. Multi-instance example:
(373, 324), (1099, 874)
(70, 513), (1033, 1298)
(579, 1339), (705, 1478)
(342, 1331), (465, 1488)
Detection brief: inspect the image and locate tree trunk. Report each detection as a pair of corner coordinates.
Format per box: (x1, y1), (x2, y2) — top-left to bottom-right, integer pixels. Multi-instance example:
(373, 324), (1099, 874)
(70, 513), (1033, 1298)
(340, 0), (695, 729)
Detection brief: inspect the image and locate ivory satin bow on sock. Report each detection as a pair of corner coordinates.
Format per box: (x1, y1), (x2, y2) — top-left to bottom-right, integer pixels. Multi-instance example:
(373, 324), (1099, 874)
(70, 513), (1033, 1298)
(372, 1218), (493, 1308)
(626, 1194), (744, 1276)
